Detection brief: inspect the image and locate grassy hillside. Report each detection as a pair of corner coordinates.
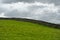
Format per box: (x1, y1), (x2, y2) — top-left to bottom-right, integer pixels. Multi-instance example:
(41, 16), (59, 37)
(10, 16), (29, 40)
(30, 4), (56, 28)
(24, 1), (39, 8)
(0, 19), (60, 40)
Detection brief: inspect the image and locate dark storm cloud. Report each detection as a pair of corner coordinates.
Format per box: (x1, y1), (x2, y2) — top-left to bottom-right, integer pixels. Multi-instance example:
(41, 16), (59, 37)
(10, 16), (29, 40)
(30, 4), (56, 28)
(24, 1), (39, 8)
(2, 0), (60, 5)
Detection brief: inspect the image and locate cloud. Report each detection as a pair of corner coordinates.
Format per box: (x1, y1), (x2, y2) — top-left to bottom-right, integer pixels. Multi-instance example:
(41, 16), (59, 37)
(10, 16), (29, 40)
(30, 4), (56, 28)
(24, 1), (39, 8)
(1, 0), (60, 5)
(0, 13), (6, 17)
(1, 0), (34, 3)
(0, 2), (60, 24)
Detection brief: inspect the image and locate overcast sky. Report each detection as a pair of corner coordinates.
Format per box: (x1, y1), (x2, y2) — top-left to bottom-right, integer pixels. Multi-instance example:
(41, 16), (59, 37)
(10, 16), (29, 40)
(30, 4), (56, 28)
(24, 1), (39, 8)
(0, 0), (60, 24)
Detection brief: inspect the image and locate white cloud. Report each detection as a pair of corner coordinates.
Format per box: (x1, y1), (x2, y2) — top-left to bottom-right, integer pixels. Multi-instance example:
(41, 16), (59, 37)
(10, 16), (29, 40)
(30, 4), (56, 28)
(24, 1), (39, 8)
(0, 2), (60, 24)
(0, 13), (6, 17)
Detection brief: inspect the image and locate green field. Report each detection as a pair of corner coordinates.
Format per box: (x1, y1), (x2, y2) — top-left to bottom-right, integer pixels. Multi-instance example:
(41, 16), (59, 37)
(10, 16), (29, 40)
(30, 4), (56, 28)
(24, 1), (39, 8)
(0, 19), (60, 40)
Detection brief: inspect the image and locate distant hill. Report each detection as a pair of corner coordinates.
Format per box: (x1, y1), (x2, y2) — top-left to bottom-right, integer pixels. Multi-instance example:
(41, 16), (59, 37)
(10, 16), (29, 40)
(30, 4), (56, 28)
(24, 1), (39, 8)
(0, 18), (60, 28)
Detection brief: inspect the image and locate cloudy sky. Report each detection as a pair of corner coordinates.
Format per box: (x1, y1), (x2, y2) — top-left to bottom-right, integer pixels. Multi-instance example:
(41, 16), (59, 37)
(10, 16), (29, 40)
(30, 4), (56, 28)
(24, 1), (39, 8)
(0, 0), (60, 24)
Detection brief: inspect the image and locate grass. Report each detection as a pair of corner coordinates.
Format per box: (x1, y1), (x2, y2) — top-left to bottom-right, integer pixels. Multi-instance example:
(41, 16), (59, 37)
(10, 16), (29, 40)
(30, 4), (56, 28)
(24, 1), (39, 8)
(0, 19), (60, 40)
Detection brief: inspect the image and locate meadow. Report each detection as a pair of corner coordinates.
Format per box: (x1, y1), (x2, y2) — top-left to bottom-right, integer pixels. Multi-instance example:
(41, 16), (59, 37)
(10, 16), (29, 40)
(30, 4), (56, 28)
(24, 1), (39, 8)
(0, 19), (60, 40)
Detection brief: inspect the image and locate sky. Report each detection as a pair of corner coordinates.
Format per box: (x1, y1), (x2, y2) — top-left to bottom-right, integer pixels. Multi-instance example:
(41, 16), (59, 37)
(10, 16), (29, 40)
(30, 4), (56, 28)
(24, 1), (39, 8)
(0, 0), (60, 24)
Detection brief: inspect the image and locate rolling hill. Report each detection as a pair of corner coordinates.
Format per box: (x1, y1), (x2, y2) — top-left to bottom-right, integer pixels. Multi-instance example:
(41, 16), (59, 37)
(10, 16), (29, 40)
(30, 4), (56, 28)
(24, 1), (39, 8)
(0, 18), (60, 40)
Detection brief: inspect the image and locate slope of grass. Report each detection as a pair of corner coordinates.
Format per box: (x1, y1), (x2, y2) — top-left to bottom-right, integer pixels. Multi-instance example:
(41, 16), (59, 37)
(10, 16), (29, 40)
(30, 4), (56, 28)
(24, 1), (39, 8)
(0, 19), (60, 40)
